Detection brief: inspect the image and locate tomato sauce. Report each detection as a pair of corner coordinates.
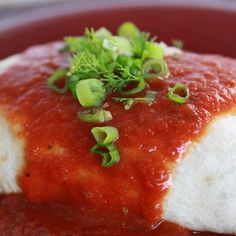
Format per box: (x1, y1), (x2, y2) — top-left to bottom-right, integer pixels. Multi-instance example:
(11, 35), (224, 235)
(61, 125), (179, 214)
(0, 194), (227, 235)
(0, 42), (236, 235)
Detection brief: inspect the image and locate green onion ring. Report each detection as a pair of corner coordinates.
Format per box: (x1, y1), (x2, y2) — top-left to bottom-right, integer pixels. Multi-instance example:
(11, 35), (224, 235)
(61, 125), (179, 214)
(117, 21), (140, 39)
(142, 42), (164, 61)
(76, 79), (106, 107)
(142, 59), (169, 79)
(91, 143), (120, 167)
(68, 75), (79, 98)
(78, 109), (112, 123)
(91, 126), (119, 146)
(47, 68), (69, 93)
(167, 83), (189, 104)
(118, 77), (145, 96)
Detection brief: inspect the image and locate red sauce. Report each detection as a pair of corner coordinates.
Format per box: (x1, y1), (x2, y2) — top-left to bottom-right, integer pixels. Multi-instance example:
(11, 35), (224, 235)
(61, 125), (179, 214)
(0, 42), (236, 235)
(0, 194), (227, 235)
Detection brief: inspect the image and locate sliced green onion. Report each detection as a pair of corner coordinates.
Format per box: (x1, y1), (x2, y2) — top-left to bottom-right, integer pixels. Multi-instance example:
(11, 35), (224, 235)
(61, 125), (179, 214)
(103, 144), (120, 167)
(113, 97), (135, 110)
(68, 75), (79, 98)
(118, 22), (140, 39)
(124, 99), (135, 110)
(113, 90), (157, 110)
(47, 68), (68, 93)
(113, 36), (133, 57)
(167, 83), (189, 104)
(142, 42), (164, 60)
(118, 77), (145, 96)
(95, 27), (112, 39)
(91, 126), (118, 146)
(76, 79), (106, 107)
(91, 143), (120, 167)
(78, 109), (112, 123)
(103, 38), (118, 52)
(142, 59), (169, 79)
(103, 36), (133, 57)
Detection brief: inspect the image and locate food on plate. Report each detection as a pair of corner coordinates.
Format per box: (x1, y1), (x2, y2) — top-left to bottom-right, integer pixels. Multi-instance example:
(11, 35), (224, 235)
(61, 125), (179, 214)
(0, 22), (236, 235)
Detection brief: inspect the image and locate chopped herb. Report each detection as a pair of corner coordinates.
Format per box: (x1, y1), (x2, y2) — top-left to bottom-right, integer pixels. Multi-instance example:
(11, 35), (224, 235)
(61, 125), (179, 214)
(114, 90), (157, 110)
(117, 76), (146, 96)
(75, 79), (105, 107)
(118, 21), (140, 39)
(167, 83), (189, 104)
(78, 108), (112, 123)
(47, 22), (186, 167)
(91, 143), (120, 167)
(91, 126), (119, 146)
(142, 42), (164, 60)
(47, 68), (69, 93)
(51, 22), (167, 108)
(142, 59), (169, 79)
(91, 126), (120, 167)
(95, 27), (112, 39)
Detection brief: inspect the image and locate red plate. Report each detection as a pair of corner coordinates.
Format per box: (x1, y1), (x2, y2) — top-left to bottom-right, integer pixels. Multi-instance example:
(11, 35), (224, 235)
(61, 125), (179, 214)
(0, 2), (235, 235)
(0, 1), (236, 59)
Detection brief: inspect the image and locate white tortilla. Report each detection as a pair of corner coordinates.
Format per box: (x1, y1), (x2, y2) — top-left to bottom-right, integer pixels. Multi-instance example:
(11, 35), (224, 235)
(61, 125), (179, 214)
(163, 114), (236, 234)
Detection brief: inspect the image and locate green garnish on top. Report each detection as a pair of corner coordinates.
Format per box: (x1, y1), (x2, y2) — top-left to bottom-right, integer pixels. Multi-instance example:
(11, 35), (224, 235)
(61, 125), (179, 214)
(50, 22), (169, 107)
(47, 22), (189, 167)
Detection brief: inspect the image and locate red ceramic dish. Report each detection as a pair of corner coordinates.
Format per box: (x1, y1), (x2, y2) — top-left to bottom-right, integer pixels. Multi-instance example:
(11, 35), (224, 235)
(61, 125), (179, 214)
(0, 1), (236, 59)
(0, 2), (236, 235)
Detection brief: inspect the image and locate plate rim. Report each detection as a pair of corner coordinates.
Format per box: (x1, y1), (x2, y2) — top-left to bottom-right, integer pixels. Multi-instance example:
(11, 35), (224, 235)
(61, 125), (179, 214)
(1, 0), (236, 33)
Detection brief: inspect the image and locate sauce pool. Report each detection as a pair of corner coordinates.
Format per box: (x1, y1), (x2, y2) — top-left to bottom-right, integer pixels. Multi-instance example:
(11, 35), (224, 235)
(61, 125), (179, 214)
(0, 194), (229, 236)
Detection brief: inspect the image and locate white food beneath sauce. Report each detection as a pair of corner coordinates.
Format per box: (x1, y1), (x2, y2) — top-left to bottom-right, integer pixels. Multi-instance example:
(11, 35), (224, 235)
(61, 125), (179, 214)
(163, 114), (236, 234)
(0, 52), (235, 234)
(0, 55), (20, 74)
(0, 55), (24, 193)
(0, 116), (23, 193)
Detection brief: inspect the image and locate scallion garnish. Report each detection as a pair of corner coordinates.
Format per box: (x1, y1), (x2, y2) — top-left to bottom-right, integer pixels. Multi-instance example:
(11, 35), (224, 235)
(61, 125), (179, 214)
(50, 22), (168, 108)
(91, 143), (120, 167)
(117, 21), (140, 39)
(76, 79), (105, 107)
(142, 59), (169, 79)
(91, 126), (118, 146)
(47, 68), (69, 93)
(68, 75), (79, 98)
(78, 109), (112, 123)
(117, 77), (146, 96)
(103, 36), (133, 57)
(95, 27), (112, 39)
(142, 42), (164, 60)
(47, 22), (186, 167)
(113, 90), (157, 110)
(91, 127), (120, 167)
(167, 83), (189, 104)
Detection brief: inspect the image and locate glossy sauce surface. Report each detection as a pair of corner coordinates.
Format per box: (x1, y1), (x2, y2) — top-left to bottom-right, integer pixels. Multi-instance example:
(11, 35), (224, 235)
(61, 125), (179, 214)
(0, 43), (236, 234)
(0, 194), (228, 236)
